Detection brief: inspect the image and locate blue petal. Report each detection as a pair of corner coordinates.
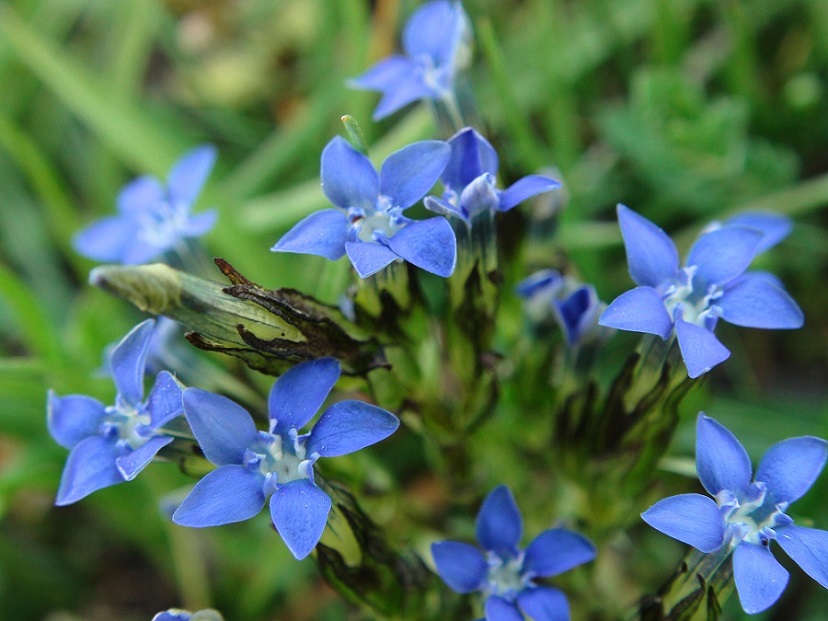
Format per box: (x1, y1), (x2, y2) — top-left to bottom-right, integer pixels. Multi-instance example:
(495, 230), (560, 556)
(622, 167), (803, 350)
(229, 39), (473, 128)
(424, 195), (466, 222)
(380, 140), (451, 209)
(56, 436), (124, 506)
(345, 241), (399, 278)
(687, 227), (762, 287)
(376, 77), (434, 120)
(271, 209), (349, 260)
(485, 596), (524, 621)
(725, 212), (791, 253)
(350, 57), (433, 119)
(387, 217), (457, 277)
(755, 436), (827, 504)
(616, 205), (679, 288)
(116, 435), (173, 480)
(443, 127), (499, 189)
(776, 525), (828, 590)
(182, 389), (258, 466)
(122, 239), (166, 265)
(173, 465), (265, 527)
(47, 391), (107, 449)
(517, 586), (570, 621)
(499, 175), (561, 212)
(516, 269), (564, 299)
(553, 286), (599, 345)
(110, 319), (155, 408)
(431, 540), (487, 593)
(733, 541), (789, 614)
(321, 137), (379, 210)
(151, 610), (191, 621)
(598, 286), (673, 338)
(166, 145), (217, 206)
(675, 319), (730, 378)
(718, 273), (804, 329)
(268, 358), (341, 434)
(695, 414), (752, 497)
(147, 370), (185, 428)
(350, 56), (414, 91)
(306, 400), (399, 457)
(269, 479), (331, 559)
(180, 210), (218, 238)
(458, 174), (499, 218)
(151, 611), (191, 621)
(402, 0), (460, 66)
(117, 176), (164, 215)
(476, 485), (523, 557)
(523, 529), (596, 578)
(72, 216), (136, 263)
(641, 493), (725, 553)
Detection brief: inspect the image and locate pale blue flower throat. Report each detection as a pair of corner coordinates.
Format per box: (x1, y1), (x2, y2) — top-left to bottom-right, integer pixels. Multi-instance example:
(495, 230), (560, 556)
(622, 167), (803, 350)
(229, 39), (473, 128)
(485, 551), (530, 600)
(718, 482), (794, 547)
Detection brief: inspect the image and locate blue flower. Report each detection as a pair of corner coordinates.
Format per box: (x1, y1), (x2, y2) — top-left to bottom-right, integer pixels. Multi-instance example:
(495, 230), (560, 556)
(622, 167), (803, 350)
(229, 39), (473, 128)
(152, 609), (223, 621)
(152, 611), (191, 621)
(272, 136), (456, 278)
(74, 146), (218, 264)
(350, 0), (471, 120)
(425, 128), (561, 227)
(431, 485), (596, 621)
(642, 414), (828, 614)
(48, 319), (185, 505)
(517, 269), (609, 346)
(172, 358), (400, 560)
(598, 204), (803, 377)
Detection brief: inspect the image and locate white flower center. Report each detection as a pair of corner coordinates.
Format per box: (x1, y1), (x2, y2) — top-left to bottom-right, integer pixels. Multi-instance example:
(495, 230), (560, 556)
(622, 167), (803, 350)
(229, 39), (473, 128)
(245, 431), (313, 495)
(347, 195), (405, 243)
(135, 201), (187, 248)
(102, 402), (153, 450)
(485, 552), (529, 600)
(661, 266), (722, 327)
(718, 483), (791, 547)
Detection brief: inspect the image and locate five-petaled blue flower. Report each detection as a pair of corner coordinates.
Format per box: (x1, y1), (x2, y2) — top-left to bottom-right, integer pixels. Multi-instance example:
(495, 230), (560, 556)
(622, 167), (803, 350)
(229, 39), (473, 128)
(172, 358), (400, 560)
(517, 269), (609, 347)
(642, 413), (828, 614)
(272, 136), (456, 278)
(431, 485), (596, 621)
(425, 128), (560, 227)
(74, 146), (218, 264)
(598, 204), (803, 377)
(350, 0), (471, 120)
(48, 319), (184, 505)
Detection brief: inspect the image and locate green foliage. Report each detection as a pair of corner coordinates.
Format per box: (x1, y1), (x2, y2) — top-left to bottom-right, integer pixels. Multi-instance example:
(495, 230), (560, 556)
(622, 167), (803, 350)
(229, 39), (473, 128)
(0, 0), (826, 619)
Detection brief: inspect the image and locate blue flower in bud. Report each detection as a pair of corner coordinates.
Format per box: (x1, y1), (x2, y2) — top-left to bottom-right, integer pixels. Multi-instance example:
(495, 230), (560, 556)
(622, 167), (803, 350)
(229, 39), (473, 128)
(172, 358), (399, 560)
(425, 128), (560, 227)
(643, 414), (828, 614)
(74, 146), (218, 264)
(431, 485), (596, 621)
(517, 269), (609, 347)
(598, 204), (803, 377)
(47, 319), (185, 505)
(272, 136), (456, 278)
(350, 0), (471, 120)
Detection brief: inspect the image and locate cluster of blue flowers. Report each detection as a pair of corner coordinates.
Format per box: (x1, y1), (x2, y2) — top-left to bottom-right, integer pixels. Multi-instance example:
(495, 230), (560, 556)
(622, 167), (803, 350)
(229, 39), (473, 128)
(50, 323), (400, 561)
(52, 2), (826, 620)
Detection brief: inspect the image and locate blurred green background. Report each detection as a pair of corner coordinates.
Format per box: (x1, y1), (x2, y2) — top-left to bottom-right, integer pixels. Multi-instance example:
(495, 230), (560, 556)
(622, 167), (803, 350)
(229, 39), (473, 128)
(0, 0), (826, 619)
